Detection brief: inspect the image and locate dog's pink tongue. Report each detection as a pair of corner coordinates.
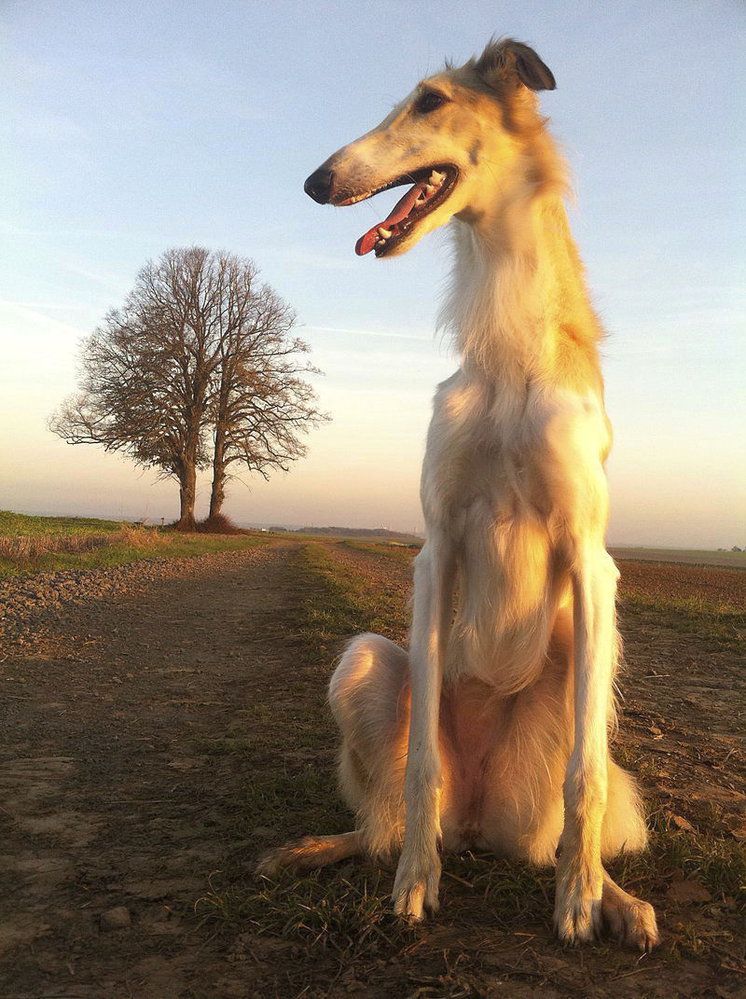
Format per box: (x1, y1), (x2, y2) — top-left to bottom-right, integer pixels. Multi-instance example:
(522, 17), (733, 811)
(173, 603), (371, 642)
(355, 182), (427, 256)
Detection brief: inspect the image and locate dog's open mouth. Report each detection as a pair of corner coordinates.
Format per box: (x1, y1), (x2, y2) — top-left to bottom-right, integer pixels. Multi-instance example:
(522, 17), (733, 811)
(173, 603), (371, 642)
(345, 165), (458, 257)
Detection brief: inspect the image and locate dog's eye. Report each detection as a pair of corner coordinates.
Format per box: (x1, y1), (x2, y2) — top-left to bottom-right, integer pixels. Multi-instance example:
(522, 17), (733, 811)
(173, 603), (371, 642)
(415, 91), (447, 114)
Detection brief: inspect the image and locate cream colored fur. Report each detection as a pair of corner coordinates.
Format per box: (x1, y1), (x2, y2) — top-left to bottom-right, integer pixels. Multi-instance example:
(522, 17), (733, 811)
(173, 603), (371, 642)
(258, 38), (659, 951)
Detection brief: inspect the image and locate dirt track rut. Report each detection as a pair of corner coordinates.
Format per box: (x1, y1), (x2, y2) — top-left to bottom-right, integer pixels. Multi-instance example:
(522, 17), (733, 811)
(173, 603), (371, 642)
(0, 541), (303, 998)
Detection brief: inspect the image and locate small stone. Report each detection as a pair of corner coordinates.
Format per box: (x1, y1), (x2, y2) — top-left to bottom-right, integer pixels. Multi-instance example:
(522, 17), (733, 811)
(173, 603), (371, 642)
(100, 906), (131, 931)
(728, 819), (746, 841)
(670, 813), (695, 832)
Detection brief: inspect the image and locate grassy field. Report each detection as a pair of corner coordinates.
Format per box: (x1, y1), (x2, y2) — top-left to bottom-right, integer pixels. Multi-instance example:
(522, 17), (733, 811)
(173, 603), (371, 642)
(0, 510), (127, 537)
(611, 546), (746, 570)
(0, 510), (266, 578)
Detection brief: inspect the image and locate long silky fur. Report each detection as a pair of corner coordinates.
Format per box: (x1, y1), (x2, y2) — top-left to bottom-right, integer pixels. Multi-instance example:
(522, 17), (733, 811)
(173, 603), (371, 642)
(260, 36), (659, 952)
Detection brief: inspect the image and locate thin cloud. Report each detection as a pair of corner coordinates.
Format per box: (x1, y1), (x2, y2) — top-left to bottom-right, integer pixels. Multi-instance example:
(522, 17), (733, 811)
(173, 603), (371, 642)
(62, 262), (131, 291)
(0, 299), (84, 337)
(0, 300), (95, 312)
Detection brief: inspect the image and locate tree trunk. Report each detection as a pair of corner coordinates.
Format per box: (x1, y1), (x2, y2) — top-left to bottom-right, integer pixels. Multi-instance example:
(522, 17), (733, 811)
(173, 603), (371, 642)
(176, 460), (197, 531)
(209, 431), (226, 520)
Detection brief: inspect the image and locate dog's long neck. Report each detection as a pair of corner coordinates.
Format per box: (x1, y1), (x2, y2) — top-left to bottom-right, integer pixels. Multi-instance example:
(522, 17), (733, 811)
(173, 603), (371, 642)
(443, 191), (604, 394)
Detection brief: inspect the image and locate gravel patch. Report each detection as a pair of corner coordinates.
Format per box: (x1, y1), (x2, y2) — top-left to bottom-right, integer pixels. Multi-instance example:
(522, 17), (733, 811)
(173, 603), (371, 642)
(0, 547), (273, 645)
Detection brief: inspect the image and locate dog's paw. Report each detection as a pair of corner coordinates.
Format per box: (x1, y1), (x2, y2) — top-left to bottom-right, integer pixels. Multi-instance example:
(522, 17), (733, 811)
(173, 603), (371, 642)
(553, 857), (604, 944)
(255, 836), (314, 877)
(392, 850), (441, 922)
(255, 845), (287, 877)
(601, 876), (660, 952)
(554, 888), (603, 944)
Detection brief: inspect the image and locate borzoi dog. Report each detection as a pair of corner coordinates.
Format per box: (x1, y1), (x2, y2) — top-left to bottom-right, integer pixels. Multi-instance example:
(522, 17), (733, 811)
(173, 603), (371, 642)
(260, 37), (659, 950)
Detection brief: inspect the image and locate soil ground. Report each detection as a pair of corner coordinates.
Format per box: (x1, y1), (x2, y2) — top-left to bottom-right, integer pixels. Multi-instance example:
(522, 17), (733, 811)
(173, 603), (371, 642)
(0, 538), (743, 998)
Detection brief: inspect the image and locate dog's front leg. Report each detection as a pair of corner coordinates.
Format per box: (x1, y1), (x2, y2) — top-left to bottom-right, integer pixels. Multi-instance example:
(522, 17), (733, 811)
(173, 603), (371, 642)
(392, 537), (455, 921)
(554, 543), (618, 943)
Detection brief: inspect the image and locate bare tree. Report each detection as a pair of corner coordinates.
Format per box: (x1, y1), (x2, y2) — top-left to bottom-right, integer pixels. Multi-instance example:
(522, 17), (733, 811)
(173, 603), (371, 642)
(52, 247), (326, 529)
(207, 260), (325, 521)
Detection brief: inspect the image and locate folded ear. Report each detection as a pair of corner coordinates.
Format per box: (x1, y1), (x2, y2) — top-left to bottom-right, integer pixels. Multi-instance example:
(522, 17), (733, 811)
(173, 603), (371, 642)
(475, 38), (556, 92)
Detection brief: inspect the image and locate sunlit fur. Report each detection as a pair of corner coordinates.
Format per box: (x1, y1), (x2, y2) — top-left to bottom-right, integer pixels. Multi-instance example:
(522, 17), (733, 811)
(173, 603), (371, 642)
(259, 38), (659, 951)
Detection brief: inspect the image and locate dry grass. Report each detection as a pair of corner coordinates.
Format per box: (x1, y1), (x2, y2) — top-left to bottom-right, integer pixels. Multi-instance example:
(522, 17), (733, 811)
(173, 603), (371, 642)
(618, 559), (745, 614)
(196, 868), (401, 959)
(0, 532), (110, 559)
(195, 513), (244, 534)
(0, 510), (268, 578)
(0, 522), (167, 560)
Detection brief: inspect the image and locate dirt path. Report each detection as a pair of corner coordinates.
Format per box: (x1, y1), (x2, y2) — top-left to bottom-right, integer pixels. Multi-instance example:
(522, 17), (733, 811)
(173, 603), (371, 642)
(0, 540), (309, 998)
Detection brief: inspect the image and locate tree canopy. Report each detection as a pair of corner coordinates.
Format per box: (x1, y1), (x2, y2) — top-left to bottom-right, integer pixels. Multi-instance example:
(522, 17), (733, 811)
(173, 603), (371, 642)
(52, 247), (326, 529)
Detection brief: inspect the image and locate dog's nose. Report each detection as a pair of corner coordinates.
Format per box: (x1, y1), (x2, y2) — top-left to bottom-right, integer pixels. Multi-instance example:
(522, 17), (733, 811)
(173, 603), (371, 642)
(304, 167), (334, 204)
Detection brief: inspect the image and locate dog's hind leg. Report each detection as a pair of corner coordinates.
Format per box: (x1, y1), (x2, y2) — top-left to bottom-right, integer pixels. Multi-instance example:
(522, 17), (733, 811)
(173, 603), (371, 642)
(329, 632), (411, 859)
(601, 758), (649, 858)
(256, 831), (364, 876)
(256, 632), (410, 877)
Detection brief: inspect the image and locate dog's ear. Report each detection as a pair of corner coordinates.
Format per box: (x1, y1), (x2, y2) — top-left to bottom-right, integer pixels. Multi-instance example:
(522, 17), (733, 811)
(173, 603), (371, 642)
(475, 38), (556, 92)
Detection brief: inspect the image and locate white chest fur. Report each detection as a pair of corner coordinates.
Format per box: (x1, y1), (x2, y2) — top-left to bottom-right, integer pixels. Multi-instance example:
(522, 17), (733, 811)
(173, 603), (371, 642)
(421, 367), (608, 691)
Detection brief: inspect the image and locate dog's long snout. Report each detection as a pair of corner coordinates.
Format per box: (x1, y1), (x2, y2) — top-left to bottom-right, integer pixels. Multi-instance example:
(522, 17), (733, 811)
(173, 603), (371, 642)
(304, 166), (335, 204)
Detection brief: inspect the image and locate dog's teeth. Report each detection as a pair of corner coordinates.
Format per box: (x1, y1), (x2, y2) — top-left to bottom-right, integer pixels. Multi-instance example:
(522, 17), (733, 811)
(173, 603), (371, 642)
(425, 184), (436, 196)
(430, 170), (445, 185)
(378, 227), (392, 238)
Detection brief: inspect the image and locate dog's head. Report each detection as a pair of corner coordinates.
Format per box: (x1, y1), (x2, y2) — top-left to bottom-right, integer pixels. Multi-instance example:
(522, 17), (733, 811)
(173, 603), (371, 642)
(304, 38), (559, 258)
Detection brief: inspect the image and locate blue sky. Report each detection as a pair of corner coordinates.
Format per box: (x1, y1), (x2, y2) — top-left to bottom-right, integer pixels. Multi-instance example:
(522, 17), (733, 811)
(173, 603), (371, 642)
(1, 0), (744, 546)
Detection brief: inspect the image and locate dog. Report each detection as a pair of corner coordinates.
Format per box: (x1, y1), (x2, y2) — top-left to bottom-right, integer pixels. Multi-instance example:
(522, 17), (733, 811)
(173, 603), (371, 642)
(259, 37), (659, 951)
